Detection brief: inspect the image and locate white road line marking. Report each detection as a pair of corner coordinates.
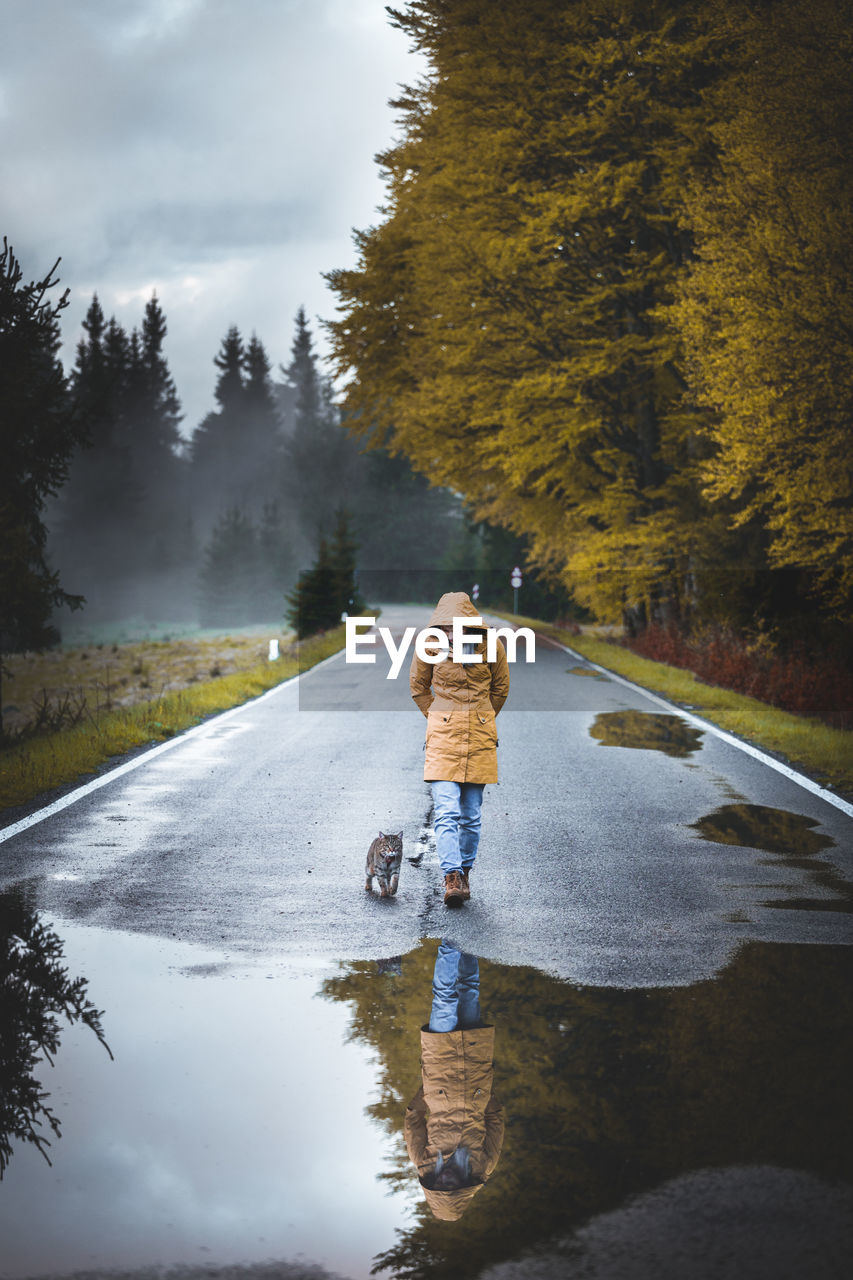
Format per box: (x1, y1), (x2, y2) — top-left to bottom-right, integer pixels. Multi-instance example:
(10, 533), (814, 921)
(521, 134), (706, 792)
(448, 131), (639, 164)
(550, 635), (853, 819)
(4, 625), (849, 845)
(0, 647), (345, 845)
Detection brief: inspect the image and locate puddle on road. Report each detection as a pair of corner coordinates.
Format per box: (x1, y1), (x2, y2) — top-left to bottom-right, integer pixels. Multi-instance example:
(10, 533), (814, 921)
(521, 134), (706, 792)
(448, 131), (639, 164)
(566, 665), (611, 682)
(0, 897), (402, 1280)
(691, 804), (835, 856)
(589, 710), (705, 757)
(0, 887), (113, 1180)
(691, 803), (853, 914)
(1, 902), (852, 1279)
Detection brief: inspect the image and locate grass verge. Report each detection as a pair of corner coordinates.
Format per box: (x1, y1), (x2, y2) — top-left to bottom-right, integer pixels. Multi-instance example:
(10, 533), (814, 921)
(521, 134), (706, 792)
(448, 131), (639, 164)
(494, 611), (853, 796)
(0, 627), (346, 814)
(1, 628), (292, 738)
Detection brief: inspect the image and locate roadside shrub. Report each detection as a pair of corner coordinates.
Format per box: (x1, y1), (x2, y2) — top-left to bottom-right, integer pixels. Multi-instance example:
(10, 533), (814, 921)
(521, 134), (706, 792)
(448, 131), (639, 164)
(622, 626), (853, 728)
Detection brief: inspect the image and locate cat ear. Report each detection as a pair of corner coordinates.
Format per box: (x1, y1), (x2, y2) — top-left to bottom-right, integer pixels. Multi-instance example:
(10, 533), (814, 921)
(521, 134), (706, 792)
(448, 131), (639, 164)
(395, 831), (403, 838)
(378, 830), (385, 838)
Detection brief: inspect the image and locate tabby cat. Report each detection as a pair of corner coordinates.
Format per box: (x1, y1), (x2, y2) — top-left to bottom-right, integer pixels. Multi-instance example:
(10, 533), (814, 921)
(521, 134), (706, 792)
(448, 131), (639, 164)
(365, 830), (403, 898)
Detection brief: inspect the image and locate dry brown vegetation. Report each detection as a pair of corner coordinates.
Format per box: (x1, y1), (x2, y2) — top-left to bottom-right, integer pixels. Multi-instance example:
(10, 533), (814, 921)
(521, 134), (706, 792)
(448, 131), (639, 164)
(0, 626), (344, 812)
(1, 630), (289, 739)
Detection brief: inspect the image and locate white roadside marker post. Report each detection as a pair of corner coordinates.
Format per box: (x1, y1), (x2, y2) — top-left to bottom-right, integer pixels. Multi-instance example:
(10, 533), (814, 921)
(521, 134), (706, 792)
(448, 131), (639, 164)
(511, 565), (522, 616)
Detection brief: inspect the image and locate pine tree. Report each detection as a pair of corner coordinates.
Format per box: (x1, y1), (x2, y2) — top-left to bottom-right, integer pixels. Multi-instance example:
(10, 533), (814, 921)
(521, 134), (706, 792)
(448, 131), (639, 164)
(242, 332), (284, 508)
(127, 297), (192, 614)
(197, 506), (261, 628)
(52, 292), (189, 617)
(257, 500), (292, 619)
(285, 536), (339, 638)
(285, 510), (364, 638)
(189, 327), (246, 536)
(103, 314), (130, 404)
(287, 307), (323, 428)
(328, 507), (364, 617)
(213, 324), (244, 415)
(54, 301), (137, 598)
(0, 241), (85, 733)
(191, 326), (244, 469)
(121, 295), (186, 591)
(243, 333), (277, 423)
(190, 326), (286, 540)
(131, 294), (183, 477)
(282, 308), (360, 552)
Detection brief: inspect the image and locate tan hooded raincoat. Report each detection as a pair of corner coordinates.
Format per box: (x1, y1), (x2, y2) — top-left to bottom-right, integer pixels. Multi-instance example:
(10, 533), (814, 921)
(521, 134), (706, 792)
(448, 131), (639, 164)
(409, 592), (510, 784)
(404, 1023), (505, 1221)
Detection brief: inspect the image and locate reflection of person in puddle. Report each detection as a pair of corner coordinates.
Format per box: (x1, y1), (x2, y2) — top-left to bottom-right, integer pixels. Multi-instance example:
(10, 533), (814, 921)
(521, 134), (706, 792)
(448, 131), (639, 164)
(404, 939), (505, 1220)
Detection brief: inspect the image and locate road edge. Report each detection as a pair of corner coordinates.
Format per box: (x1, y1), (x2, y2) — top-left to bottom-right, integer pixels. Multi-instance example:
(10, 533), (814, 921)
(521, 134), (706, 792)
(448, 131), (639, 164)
(0, 646), (345, 845)
(546, 632), (853, 819)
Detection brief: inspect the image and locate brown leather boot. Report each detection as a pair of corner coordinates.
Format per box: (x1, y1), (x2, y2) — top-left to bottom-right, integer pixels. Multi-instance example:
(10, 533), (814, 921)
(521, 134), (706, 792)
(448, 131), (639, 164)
(460, 869), (471, 901)
(443, 870), (465, 907)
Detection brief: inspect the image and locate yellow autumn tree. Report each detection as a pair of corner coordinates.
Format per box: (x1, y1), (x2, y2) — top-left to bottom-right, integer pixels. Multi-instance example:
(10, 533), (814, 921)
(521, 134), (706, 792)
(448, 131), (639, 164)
(328, 0), (852, 631)
(674, 0), (853, 616)
(327, 0), (722, 624)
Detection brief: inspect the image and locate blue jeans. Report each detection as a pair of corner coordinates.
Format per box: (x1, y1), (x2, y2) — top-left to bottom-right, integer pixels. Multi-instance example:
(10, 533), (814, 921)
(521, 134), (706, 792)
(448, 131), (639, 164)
(431, 781), (485, 875)
(429, 940), (481, 1032)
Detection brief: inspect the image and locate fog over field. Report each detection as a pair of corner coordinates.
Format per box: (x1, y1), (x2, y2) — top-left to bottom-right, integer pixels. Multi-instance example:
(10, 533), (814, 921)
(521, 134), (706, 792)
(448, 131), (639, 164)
(2, 3), (518, 632)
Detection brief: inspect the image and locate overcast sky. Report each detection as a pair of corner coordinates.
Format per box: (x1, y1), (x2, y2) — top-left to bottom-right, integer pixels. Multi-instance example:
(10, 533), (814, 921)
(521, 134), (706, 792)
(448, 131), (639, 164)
(1, 0), (421, 433)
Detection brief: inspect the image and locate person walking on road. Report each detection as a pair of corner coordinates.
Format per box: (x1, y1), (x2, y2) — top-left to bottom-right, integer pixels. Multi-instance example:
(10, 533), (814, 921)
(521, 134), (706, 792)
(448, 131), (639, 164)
(410, 591), (509, 907)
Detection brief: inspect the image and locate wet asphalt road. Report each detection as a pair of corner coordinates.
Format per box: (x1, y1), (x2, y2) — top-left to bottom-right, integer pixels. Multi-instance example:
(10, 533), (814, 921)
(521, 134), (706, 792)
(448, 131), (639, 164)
(1, 604), (852, 1280)
(1, 605), (850, 985)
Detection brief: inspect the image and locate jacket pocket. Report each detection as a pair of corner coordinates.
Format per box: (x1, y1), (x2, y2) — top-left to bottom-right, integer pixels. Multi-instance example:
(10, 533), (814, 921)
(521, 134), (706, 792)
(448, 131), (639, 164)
(476, 709), (498, 743)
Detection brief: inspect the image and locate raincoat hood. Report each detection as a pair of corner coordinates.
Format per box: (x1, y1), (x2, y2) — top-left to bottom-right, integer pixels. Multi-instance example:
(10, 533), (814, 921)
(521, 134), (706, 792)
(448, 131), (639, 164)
(404, 1024), (505, 1222)
(428, 592), (486, 629)
(420, 1180), (485, 1220)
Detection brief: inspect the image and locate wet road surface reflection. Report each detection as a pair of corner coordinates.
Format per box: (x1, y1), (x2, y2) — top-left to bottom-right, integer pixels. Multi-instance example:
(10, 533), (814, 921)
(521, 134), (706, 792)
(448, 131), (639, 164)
(589, 710), (705, 757)
(0, 918), (405, 1280)
(327, 938), (853, 1277)
(1, 926), (852, 1278)
(691, 803), (853, 914)
(0, 887), (112, 1178)
(404, 942), (504, 1220)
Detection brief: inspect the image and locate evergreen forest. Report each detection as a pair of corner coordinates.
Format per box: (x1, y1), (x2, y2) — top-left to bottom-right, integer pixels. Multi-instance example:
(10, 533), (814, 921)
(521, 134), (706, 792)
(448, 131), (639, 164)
(46, 297), (509, 632)
(3, 266), (544, 654)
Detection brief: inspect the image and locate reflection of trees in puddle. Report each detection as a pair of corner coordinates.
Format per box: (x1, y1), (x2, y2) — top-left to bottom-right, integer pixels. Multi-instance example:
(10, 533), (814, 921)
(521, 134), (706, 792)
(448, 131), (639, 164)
(0, 886), (112, 1178)
(589, 710), (704, 757)
(691, 804), (852, 913)
(322, 938), (853, 1280)
(566, 666), (610, 682)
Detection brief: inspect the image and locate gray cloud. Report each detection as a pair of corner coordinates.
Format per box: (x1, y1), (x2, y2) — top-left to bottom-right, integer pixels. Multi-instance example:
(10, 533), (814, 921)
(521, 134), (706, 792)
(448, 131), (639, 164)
(0, 0), (421, 429)
(103, 199), (325, 258)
